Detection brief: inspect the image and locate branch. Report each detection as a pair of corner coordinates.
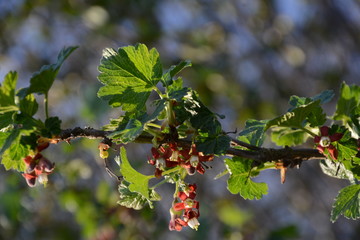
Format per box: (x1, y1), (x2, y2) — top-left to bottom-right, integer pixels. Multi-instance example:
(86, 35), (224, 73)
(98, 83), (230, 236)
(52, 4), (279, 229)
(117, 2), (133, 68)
(56, 127), (327, 167)
(58, 127), (111, 141)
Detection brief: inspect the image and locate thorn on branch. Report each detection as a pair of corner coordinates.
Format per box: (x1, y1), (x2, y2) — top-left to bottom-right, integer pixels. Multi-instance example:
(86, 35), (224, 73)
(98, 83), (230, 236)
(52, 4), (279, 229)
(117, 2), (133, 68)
(275, 161), (287, 184)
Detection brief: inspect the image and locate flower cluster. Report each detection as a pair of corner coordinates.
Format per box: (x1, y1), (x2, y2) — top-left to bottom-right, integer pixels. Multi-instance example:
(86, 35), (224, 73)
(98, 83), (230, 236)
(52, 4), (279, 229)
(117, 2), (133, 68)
(314, 126), (343, 160)
(169, 184), (200, 231)
(148, 143), (214, 178)
(22, 139), (55, 187)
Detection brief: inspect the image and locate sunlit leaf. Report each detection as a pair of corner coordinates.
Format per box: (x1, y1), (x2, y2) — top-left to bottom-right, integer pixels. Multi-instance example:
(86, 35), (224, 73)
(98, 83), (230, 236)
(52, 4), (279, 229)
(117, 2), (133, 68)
(97, 43), (162, 112)
(271, 127), (309, 147)
(331, 184), (360, 222)
(225, 157), (268, 200)
(119, 147), (152, 198)
(0, 71), (18, 114)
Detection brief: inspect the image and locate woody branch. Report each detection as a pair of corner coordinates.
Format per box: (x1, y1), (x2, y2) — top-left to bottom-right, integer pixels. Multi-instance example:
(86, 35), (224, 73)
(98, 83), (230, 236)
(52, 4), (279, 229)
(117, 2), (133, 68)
(56, 127), (328, 165)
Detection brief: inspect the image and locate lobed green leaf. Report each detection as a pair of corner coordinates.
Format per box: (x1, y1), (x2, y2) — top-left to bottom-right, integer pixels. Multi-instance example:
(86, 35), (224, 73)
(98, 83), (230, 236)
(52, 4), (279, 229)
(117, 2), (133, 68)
(196, 134), (231, 155)
(118, 147), (152, 199)
(266, 100), (323, 130)
(108, 99), (166, 143)
(288, 90), (334, 109)
(0, 130), (28, 171)
(333, 82), (360, 122)
(118, 180), (161, 210)
(336, 141), (359, 163)
(333, 83), (360, 136)
(331, 184), (360, 222)
(19, 94), (38, 117)
(41, 116), (62, 137)
(0, 71), (18, 114)
(239, 119), (268, 147)
(162, 60), (191, 87)
(225, 157), (268, 200)
(271, 127), (309, 147)
(17, 46), (78, 98)
(320, 159), (355, 184)
(97, 43), (162, 112)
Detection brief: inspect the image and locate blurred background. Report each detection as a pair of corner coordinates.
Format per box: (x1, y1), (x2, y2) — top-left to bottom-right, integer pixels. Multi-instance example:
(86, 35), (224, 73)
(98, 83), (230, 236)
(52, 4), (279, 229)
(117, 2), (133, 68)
(1, 0), (360, 239)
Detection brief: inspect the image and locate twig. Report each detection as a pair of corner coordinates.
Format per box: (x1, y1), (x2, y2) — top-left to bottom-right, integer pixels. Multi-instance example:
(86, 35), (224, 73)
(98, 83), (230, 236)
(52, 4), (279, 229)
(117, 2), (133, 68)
(55, 127), (328, 165)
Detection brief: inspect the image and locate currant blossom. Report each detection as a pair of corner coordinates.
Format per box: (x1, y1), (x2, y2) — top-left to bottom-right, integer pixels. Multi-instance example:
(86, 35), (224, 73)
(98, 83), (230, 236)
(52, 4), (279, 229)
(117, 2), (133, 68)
(169, 183), (200, 231)
(314, 126), (343, 160)
(22, 154), (55, 187)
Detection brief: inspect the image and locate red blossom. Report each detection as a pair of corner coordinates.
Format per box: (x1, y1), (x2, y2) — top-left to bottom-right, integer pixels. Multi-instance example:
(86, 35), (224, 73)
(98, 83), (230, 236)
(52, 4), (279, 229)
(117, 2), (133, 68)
(148, 143), (214, 177)
(314, 126), (343, 160)
(170, 183), (200, 231)
(22, 154), (55, 187)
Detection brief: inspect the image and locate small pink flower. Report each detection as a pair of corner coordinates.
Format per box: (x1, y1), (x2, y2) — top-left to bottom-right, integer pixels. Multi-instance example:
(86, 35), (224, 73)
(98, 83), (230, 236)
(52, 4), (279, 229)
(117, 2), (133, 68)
(22, 154), (55, 187)
(314, 126), (343, 160)
(169, 183), (200, 231)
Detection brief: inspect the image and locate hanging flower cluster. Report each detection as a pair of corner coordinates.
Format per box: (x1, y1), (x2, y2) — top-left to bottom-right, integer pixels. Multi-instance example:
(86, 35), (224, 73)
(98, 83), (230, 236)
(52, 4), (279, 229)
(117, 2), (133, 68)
(22, 139), (55, 187)
(314, 126), (343, 160)
(148, 143), (214, 178)
(169, 183), (200, 231)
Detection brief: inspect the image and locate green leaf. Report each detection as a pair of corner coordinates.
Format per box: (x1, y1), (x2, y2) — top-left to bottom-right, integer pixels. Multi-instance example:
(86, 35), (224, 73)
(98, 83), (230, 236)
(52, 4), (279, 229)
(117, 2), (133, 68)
(0, 131), (11, 150)
(117, 180), (161, 210)
(196, 134), (230, 155)
(225, 157), (268, 200)
(0, 130), (28, 171)
(97, 44), (162, 112)
(0, 129), (18, 156)
(175, 89), (223, 135)
(108, 99), (166, 143)
(0, 71), (18, 114)
(271, 127), (309, 147)
(336, 138), (359, 162)
(110, 118), (143, 143)
(289, 90), (334, 109)
(333, 82), (360, 123)
(349, 115), (360, 137)
(19, 94), (38, 117)
(189, 94), (222, 135)
(0, 71), (17, 105)
(119, 147), (152, 199)
(0, 112), (15, 129)
(17, 46), (78, 98)
(166, 77), (184, 93)
(320, 159), (355, 184)
(287, 91), (331, 127)
(162, 60), (191, 87)
(331, 184), (360, 222)
(266, 100), (322, 130)
(267, 90), (333, 131)
(1, 141), (28, 171)
(239, 119), (268, 147)
(41, 116), (62, 137)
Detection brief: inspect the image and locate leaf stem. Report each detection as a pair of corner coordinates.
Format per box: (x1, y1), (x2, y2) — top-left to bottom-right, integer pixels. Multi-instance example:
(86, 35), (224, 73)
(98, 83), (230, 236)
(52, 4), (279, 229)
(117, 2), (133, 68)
(299, 126), (317, 137)
(44, 92), (49, 119)
(144, 125), (160, 138)
(166, 99), (176, 127)
(162, 166), (182, 175)
(146, 166), (182, 180)
(154, 87), (164, 99)
(146, 123), (161, 129)
(150, 178), (168, 189)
